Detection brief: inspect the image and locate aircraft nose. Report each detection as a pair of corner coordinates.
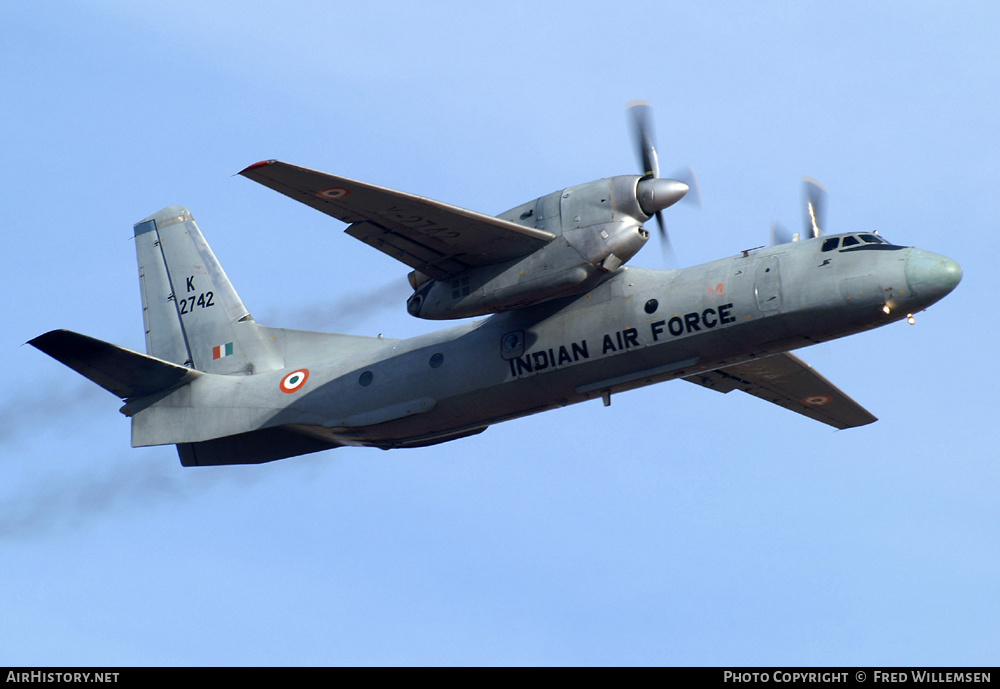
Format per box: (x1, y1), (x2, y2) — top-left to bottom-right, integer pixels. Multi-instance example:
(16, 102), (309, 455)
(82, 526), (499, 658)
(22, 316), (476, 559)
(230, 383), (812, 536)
(904, 249), (963, 307)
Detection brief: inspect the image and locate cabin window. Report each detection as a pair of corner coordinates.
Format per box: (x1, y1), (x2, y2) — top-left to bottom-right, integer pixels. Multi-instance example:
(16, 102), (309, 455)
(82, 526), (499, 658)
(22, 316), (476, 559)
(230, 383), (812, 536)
(429, 353), (444, 368)
(359, 371), (374, 386)
(822, 238), (839, 252)
(644, 299), (659, 314)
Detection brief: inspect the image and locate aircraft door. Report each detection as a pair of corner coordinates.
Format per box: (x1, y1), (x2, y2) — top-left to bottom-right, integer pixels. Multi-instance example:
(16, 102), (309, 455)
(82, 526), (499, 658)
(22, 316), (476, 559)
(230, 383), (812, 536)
(754, 256), (782, 314)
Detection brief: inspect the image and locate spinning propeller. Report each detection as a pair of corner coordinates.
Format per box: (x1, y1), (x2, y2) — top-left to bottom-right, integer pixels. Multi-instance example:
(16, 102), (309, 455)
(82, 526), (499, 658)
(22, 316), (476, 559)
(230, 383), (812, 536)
(802, 176), (827, 238)
(771, 177), (828, 245)
(627, 101), (701, 262)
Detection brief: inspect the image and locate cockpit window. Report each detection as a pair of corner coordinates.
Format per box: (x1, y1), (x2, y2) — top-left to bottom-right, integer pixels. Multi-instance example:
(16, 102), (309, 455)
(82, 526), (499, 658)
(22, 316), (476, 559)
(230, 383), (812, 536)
(822, 232), (899, 252)
(821, 233), (900, 252)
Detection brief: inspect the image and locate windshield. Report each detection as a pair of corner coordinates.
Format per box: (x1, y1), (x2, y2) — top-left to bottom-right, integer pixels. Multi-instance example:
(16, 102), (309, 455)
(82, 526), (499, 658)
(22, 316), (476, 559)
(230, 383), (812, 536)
(821, 233), (893, 251)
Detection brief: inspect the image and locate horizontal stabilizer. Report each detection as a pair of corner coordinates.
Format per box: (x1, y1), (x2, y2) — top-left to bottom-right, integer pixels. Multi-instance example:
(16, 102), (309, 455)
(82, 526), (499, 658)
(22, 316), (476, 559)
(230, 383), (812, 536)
(685, 352), (877, 429)
(29, 330), (197, 399)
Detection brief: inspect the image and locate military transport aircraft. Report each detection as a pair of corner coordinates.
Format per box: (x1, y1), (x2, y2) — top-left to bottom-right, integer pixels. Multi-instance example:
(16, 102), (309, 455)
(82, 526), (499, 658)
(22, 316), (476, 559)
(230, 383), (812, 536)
(30, 104), (962, 466)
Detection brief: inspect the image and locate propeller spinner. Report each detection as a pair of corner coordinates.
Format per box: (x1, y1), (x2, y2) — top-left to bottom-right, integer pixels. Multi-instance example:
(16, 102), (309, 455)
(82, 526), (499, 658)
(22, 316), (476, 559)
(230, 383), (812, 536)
(627, 101), (699, 261)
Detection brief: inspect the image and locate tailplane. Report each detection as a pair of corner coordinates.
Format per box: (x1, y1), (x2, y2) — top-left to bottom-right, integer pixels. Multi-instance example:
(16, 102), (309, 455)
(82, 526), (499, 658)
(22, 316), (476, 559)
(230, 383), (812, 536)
(31, 205), (391, 466)
(29, 329), (197, 399)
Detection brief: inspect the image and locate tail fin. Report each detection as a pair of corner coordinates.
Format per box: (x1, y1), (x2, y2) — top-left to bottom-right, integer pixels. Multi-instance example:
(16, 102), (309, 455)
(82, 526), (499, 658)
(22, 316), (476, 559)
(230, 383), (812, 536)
(134, 206), (283, 375)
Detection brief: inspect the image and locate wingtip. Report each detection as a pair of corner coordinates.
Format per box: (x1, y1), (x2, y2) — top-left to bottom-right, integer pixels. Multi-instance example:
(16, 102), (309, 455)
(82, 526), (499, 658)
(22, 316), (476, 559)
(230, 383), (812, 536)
(238, 160), (277, 176)
(27, 329), (69, 350)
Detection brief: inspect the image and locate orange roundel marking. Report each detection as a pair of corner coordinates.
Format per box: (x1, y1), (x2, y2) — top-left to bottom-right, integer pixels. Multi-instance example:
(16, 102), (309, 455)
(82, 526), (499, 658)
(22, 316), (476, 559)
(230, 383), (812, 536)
(317, 187), (350, 199)
(280, 369), (310, 394)
(801, 395), (833, 406)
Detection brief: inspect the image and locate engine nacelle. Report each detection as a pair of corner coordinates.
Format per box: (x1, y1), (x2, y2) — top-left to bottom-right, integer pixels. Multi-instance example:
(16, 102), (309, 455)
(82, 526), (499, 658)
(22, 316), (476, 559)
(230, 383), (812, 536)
(406, 174), (685, 320)
(406, 251), (594, 319)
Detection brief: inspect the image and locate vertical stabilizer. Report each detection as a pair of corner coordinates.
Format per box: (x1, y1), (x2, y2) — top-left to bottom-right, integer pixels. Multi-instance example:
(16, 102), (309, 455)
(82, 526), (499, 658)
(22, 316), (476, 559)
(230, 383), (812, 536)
(134, 206), (283, 375)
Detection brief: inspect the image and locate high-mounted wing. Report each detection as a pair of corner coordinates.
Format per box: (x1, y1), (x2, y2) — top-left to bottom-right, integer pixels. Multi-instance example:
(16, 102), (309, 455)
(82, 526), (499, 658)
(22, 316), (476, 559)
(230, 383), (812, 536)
(239, 160), (555, 281)
(684, 352), (877, 429)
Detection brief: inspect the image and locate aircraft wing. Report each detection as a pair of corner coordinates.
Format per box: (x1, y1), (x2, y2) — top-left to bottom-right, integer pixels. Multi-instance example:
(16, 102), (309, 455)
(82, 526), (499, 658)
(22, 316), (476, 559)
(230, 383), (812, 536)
(239, 160), (555, 281)
(683, 352), (877, 429)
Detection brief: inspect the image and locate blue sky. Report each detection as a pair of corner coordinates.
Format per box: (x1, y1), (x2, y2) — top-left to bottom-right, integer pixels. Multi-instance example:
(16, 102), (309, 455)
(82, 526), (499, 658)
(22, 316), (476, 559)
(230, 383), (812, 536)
(2, 1), (998, 665)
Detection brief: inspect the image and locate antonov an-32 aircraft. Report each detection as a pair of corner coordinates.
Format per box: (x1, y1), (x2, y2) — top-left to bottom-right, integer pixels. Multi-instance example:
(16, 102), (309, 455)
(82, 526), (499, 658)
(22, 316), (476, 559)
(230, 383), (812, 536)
(31, 105), (962, 466)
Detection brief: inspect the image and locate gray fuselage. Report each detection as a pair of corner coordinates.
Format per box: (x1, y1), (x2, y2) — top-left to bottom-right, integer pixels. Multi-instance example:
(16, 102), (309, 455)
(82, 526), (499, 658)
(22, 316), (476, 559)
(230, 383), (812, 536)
(215, 233), (957, 449)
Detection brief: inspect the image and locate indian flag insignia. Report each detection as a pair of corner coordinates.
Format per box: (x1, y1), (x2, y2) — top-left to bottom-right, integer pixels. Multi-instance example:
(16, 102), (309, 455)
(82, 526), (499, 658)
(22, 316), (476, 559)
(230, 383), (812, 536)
(213, 342), (234, 360)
